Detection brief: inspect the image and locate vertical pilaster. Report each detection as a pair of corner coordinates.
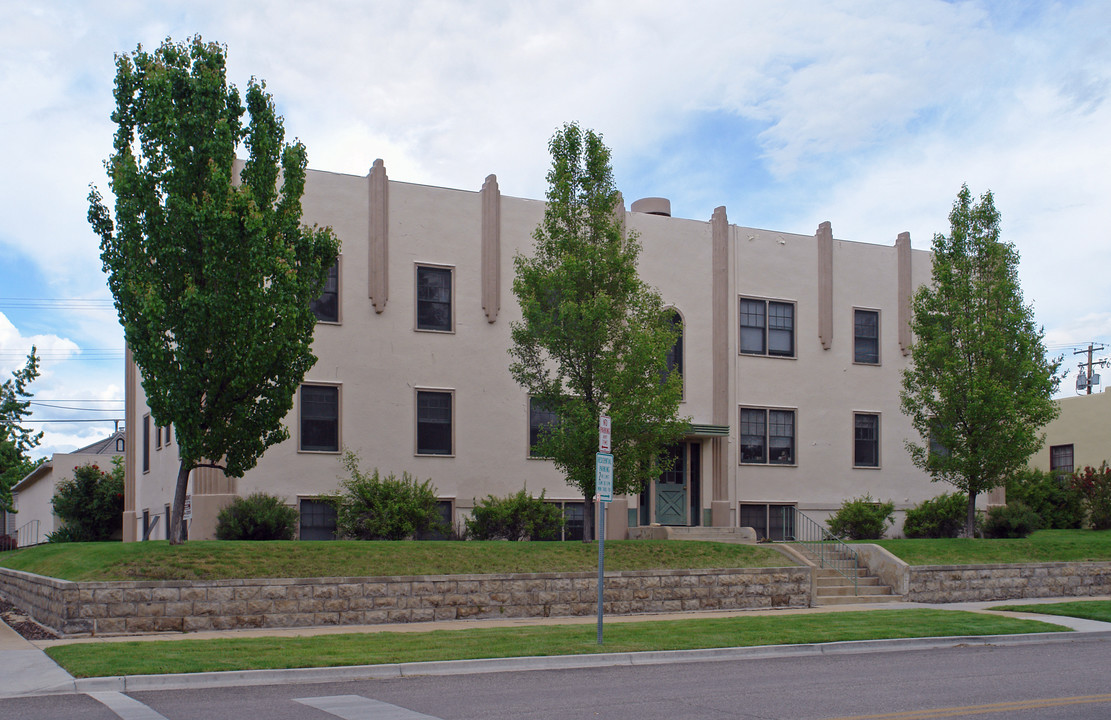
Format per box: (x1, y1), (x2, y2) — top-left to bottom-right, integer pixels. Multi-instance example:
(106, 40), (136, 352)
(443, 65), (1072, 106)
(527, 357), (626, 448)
(481, 174), (501, 323)
(897, 231), (912, 355)
(711, 206), (731, 527)
(123, 346), (136, 542)
(368, 159), (389, 313)
(817, 221), (834, 350)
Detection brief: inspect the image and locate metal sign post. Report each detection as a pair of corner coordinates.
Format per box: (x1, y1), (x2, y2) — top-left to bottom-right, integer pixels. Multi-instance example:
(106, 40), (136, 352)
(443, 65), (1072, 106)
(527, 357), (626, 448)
(596, 414), (612, 645)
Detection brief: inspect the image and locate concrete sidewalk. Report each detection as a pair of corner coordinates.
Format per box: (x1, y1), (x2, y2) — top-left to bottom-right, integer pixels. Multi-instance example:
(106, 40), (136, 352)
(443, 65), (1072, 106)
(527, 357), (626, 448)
(5, 596), (1111, 698)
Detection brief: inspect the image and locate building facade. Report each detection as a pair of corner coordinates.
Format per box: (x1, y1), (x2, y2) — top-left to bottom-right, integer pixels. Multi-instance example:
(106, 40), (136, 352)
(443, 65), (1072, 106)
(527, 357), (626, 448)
(123, 162), (938, 542)
(1030, 391), (1111, 475)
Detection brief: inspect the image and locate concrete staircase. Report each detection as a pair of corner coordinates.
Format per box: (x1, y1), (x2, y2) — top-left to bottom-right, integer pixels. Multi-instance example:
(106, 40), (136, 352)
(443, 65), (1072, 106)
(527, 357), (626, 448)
(809, 549), (900, 606)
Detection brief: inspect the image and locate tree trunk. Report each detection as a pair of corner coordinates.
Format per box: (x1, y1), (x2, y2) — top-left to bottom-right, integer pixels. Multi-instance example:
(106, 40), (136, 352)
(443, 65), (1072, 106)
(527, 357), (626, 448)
(582, 495), (595, 543)
(168, 460), (191, 545)
(965, 490), (978, 539)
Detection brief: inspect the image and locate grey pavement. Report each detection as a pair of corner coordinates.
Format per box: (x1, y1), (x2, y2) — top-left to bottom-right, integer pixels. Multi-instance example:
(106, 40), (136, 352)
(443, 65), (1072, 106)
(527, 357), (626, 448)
(4, 596), (1111, 699)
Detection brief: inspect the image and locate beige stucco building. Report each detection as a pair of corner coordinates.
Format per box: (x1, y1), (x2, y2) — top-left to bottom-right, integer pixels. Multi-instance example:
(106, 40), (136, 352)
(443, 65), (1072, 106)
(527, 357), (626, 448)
(11, 431), (125, 545)
(1030, 391), (1111, 475)
(124, 162), (940, 542)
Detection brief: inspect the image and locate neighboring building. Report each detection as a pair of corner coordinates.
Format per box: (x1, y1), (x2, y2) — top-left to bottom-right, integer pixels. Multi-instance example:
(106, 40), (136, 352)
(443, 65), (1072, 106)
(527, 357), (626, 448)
(12, 431), (125, 545)
(1030, 391), (1111, 475)
(123, 162), (941, 542)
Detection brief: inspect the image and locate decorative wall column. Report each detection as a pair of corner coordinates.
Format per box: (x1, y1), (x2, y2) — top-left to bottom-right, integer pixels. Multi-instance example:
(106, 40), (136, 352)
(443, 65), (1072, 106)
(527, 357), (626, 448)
(368, 159), (389, 313)
(123, 347), (137, 542)
(189, 465), (238, 541)
(817, 221), (834, 350)
(481, 174), (500, 323)
(896, 231), (912, 355)
(711, 206), (731, 527)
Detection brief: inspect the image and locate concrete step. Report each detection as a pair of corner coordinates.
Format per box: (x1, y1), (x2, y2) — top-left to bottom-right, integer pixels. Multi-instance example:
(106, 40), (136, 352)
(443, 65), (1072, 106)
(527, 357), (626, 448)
(812, 594), (904, 606)
(815, 584), (894, 597)
(816, 575), (882, 587)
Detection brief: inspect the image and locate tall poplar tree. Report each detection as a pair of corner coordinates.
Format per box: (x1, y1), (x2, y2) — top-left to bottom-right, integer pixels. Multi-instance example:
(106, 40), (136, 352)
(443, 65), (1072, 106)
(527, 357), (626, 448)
(901, 185), (1059, 536)
(510, 123), (688, 541)
(89, 37), (339, 544)
(0, 348), (42, 514)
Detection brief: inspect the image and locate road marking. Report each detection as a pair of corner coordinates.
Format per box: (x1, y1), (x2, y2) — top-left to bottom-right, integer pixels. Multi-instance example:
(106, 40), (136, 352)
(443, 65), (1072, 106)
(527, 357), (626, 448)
(826, 692), (1111, 719)
(87, 691), (170, 720)
(295, 694), (443, 719)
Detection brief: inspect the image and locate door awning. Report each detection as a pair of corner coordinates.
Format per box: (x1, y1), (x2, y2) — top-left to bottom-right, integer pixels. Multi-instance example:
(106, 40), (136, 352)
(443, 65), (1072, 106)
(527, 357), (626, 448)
(687, 424), (730, 437)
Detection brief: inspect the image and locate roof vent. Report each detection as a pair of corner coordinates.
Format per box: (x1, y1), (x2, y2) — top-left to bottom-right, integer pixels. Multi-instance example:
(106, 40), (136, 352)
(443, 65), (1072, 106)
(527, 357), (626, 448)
(631, 197), (671, 217)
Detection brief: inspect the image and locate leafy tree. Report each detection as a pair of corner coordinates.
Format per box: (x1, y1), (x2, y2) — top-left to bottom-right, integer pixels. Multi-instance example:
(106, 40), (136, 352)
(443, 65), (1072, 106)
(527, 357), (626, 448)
(900, 185), (1059, 537)
(0, 348), (42, 513)
(509, 123), (688, 542)
(88, 37), (339, 544)
(50, 458), (125, 542)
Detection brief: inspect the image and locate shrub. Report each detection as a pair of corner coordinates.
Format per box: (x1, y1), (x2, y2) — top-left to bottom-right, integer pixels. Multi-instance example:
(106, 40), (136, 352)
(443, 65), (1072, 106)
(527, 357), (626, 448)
(50, 459), (124, 542)
(215, 493), (298, 541)
(45, 526), (81, 544)
(1005, 468), (1085, 529)
(982, 501), (1042, 539)
(1071, 463), (1111, 530)
(334, 451), (446, 541)
(827, 494), (895, 540)
(902, 492), (968, 538)
(0, 534), (16, 551)
(466, 488), (564, 541)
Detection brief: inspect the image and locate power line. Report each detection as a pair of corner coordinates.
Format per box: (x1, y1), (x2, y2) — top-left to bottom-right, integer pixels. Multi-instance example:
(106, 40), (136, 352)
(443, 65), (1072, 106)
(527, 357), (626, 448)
(0, 298), (115, 310)
(22, 418), (124, 424)
(30, 402), (125, 412)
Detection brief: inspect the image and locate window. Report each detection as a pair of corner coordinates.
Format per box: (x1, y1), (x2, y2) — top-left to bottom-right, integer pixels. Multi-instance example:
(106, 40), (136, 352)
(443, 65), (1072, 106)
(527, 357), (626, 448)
(854, 309), (879, 364)
(1050, 444), (1074, 474)
(740, 503), (796, 542)
(414, 500), (454, 540)
(528, 397), (559, 457)
(416, 390), (453, 455)
(740, 408), (795, 465)
(142, 414), (150, 473)
(739, 298), (794, 357)
(311, 260), (339, 323)
(164, 425), (172, 446)
(416, 265), (453, 332)
(299, 498), (337, 541)
(665, 310), (683, 382)
(299, 384), (339, 452)
(155, 424), (162, 450)
(854, 413), (880, 467)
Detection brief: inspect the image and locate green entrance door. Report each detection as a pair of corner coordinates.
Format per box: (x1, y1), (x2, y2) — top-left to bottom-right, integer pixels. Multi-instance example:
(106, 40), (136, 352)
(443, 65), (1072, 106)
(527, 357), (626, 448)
(655, 444), (687, 525)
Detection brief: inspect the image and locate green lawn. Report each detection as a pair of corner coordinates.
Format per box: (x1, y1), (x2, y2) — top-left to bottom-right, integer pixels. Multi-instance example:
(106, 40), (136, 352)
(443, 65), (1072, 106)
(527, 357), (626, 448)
(0, 539), (789, 581)
(993, 600), (1111, 623)
(44, 609), (1066, 678)
(869, 529), (1111, 565)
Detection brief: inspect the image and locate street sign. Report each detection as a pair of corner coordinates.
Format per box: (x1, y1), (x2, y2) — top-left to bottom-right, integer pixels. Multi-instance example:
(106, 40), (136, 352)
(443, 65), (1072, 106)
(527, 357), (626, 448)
(599, 415), (611, 453)
(596, 452), (613, 502)
(183, 494), (192, 521)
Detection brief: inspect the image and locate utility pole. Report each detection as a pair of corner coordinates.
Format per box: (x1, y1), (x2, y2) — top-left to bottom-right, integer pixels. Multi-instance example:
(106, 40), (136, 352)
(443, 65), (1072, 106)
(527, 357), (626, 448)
(1073, 343), (1107, 395)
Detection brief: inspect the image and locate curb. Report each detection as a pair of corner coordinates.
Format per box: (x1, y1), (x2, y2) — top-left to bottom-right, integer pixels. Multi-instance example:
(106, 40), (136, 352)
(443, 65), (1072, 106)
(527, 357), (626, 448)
(68, 630), (1111, 694)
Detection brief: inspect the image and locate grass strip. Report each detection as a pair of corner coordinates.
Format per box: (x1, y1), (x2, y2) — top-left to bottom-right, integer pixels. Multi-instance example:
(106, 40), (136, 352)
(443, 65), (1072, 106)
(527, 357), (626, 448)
(0, 540), (788, 582)
(45, 609), (1066, 678)
(870, 529), (1111, 566)
(992, 600), (1111, 623)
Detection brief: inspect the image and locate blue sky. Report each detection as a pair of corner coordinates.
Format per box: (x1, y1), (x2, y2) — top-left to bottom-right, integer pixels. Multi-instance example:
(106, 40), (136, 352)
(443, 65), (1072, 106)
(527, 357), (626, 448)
(2, 0), (1110, 457)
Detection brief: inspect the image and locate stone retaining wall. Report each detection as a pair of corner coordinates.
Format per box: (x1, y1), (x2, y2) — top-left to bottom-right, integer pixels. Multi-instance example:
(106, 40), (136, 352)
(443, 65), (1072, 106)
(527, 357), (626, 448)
(0, 566), (810, 636)
(905, 561), (1111, 602)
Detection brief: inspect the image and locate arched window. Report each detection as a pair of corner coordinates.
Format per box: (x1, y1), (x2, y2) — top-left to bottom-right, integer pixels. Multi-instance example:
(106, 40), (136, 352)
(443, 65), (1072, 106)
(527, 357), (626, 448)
(665, 310), (683, 382)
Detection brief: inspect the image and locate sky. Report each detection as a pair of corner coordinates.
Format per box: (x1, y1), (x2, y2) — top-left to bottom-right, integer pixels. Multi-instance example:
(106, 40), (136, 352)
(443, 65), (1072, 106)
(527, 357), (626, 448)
(2, 0), (1110, 458)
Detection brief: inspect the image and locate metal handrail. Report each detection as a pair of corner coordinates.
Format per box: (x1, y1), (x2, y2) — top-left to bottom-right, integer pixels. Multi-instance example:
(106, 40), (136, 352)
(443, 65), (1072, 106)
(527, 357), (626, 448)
(789, 508), (858, 594)
(15, 519), (40, 548)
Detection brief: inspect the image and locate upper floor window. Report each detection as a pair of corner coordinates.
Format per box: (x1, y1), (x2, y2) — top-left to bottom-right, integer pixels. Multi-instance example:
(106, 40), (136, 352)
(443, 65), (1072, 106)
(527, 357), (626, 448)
(740, 298), (794, 357)
(529, 397), (560, 457)
(740, 407), (795, 465)
(416, 265), (453, 332)
(854, 413), (880, 468)
(142, 414), (150, 473)
(300, 384), (340, 452)
(665, 310), (683, 387)
(854, 309), (879, 364)
(417, 389), (453, 455)
(310, 260), (340, 323)
(1050, 444), (1074, 475)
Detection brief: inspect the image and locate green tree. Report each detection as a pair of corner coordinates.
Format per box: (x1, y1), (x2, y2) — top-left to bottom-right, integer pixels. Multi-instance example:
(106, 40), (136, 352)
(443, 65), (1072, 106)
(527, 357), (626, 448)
(900, 185), (1059, 537)
(0, 348), (43, 513)
(88, 37), (340, 544)
(509, 123), (688, 542)
(50, 458), (125, 542)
